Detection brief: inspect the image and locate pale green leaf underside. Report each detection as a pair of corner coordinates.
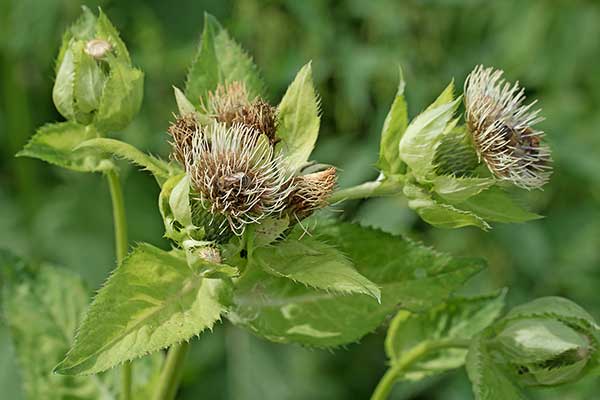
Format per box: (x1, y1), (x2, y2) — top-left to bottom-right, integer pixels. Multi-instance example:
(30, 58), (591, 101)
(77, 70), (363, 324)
(456, 187), (541, 223)
(385, 290), (506, 381)
(55, 243), (228, 375)
(275, 62), (320, 173)
(228, 222), (483, 347)
(17, 121), (114, 172)
(253, 235), (381, 301)
(76, 138), (175, 183)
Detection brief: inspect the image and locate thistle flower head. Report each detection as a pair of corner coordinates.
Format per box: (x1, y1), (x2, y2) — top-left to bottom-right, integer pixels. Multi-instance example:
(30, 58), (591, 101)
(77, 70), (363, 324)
(203, 82), (278, 142)
(186, 122), (292, 235)
(464, 65), (552, 189)
(288, 167), (337, 220)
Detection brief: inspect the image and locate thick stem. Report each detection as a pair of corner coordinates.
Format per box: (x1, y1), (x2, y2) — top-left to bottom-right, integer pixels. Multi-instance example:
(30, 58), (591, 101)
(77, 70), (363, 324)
(106, 170), (132, 400)
(328, 178), (404, 204)
(153, 342), (190, 400)
(370, 339), (470, 400)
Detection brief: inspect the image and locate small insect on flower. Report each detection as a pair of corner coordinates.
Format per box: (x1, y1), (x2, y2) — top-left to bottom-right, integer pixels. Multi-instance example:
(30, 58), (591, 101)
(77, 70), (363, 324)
(464, 65), (552, 189)
(202, 82), (278, 143)
(186, 122), (292, 235)
(288, 167), (337, 220)
(84, 39), (112, 59)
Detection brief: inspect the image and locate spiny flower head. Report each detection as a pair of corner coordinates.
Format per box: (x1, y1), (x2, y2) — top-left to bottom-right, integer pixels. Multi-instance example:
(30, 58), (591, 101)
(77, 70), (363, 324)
(202, 82), (278, 143)
(464, 65), (552, 189)
(185, 122), (292, 235)
(287, 167), (337, 220)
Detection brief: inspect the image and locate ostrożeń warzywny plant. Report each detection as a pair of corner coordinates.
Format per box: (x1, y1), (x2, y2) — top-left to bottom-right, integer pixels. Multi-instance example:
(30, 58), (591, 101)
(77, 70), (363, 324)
(3, 7), (599, 400)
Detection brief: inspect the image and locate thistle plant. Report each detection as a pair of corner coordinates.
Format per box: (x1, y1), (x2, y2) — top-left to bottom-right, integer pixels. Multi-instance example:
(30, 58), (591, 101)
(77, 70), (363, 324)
(2, 7), (599, 400)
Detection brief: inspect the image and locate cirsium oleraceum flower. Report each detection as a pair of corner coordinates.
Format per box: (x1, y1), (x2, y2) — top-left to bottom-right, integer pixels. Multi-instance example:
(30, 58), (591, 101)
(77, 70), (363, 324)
(464, 65), (552, 189)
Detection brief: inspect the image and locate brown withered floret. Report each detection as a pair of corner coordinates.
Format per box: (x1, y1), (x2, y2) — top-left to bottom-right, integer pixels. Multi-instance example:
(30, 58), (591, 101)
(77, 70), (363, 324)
(204, 82), (278, 144)
(287, 167), (337, 220)
(167, 114), (199, 165)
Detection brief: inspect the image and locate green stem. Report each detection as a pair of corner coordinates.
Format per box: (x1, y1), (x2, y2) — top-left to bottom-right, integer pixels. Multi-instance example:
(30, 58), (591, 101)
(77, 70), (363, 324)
(153, 342), (190, 400)
(106, 170), (132, 400)
(328, 178), (404, 204)
(370, 338), (470, 400)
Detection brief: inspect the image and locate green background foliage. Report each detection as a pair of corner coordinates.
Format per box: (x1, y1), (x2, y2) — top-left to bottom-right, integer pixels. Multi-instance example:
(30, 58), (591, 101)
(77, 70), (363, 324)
(1, 0), (599, 398)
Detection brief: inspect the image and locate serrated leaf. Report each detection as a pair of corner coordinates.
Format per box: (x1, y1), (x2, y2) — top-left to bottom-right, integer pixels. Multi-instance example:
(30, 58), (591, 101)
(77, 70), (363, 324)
(275, 62), (320, 172)
(254, 216), (289, 247)
(457, 187), (541, 223)
(17, 122), (114, 172)
(54, 243), (230, 375)
(0, 252), (162, 400)
(94, 57), (143, 133)
(185, 14), (264, 106)
(384, 290), (506, 381)
(466, 335), (528, 400)
(2, 262), (106, 399)
(95, 8), (131, 64)
(76, 138), (174, 184)
(253, 235), (381, 301)
(398, 83), (460, 177)
(228, 222), (483, 347)
(377, 67), (408, 176)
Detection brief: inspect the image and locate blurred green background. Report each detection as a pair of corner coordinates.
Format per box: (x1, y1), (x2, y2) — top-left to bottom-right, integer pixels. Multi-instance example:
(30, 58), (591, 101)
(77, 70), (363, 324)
(1, 0), (599, 398)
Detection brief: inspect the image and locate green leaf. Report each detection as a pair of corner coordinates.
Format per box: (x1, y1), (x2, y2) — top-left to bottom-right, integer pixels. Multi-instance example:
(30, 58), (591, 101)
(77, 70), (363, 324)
(52, 46), (76, 120)
(173, 86), (197, 116)
(466, 335), (528, 400)
(432, 175), (495, 203)
(95, 8), (131, 64)
(228, 222), (483, 347)
(17, 122), (114, 172)
(2, 262), (106, 399)
(495, 319), (588, 364)
(54, 243), (230, 375)
(169, 173), (193, 227)
(73, 42), (106, 116)
(384, 290), (506, 381)
(404, 182), (491, 230)
(76, 138), (174, 183)
(254, 216), (289, 247)
(185, 14), (264, 106)
(503, 297), (599, 329)
(94, 57), (144, 133)
(398, 83), (460, 177)
(275, 62), (321, 172)
(253, 234), (381, 301)
(0, 252), (163, 399)
(377, 67), (408, 176)
(457, 187), (541, 223)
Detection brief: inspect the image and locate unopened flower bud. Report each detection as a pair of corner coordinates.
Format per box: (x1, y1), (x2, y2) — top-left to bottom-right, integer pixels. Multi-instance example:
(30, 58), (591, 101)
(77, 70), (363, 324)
(84, 39), (112, 59)
(287, 167), (337, 219)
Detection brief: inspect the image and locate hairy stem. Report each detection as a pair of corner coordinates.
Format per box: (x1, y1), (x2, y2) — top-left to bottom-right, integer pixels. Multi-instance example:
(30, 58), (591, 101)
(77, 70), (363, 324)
(153, 342), (190, 400)
(106, 170), (132, 400)
(370, 338), (470, 400)
(328, 177), (404, 204)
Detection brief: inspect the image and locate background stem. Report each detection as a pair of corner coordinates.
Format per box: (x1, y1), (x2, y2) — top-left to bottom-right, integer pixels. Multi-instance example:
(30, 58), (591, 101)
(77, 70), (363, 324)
(106, 170), (132, 400)
(153, 342), (190, 400)
(370, 339), (470, 400)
